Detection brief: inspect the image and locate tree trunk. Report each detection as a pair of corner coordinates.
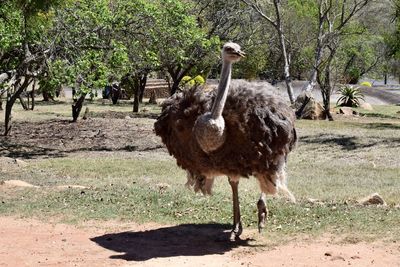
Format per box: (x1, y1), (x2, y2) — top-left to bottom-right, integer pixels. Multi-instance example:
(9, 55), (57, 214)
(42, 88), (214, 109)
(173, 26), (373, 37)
(274, 0), (295, 104)
(71, 94), (86, 122)
(30, 80), (36, 110)
(111, 87), (120, 104)
(280, 39), (295, 104)
(317, 46), (336, 122)
(138, 74), (147, 103)
(303, 39), (323, 92)
(4, 77), (31, 135)
(42, 91), (51, 101)
(19, 96), (28, 110)
(302, 9), (325, 93)
(133, 77), (140, 113)
(170, 79), (180, 95)
(168, 66), (193, 96)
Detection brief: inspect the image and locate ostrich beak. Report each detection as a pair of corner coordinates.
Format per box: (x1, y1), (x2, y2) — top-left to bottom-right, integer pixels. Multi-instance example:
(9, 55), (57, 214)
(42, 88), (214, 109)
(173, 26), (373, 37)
(236, 50), (246, 57)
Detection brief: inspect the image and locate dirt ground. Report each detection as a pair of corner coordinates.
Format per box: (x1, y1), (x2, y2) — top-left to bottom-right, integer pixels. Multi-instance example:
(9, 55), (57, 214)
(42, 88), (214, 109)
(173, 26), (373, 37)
(0, 112), (163, 159)
(0, 216), (399, 267)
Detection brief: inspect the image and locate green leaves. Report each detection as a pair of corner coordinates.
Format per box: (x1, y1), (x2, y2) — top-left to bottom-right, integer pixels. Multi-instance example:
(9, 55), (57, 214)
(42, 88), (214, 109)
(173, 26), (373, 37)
(336, 85), (365, 107)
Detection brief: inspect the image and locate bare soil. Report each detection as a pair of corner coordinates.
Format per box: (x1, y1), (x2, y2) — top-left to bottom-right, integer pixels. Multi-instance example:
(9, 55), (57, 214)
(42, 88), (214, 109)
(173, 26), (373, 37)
(0, 113), (163, 160)
(0, 216), (399, 267)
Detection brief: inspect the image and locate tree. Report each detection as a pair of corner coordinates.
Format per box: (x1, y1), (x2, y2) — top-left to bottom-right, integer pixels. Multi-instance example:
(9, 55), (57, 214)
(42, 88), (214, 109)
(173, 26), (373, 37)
(153, 0), (220, 95)
(0, 0), (63, 135)
(48, 0), (129, 121)
(241, 0), (295, 104)
(384, 0), (400, 82)
(339, 34), (384, 84)
(110, 0), (159, 112)
(308, 0), (373, 120)
(192, 0), (274, 80)
(301, 0), (373, 93)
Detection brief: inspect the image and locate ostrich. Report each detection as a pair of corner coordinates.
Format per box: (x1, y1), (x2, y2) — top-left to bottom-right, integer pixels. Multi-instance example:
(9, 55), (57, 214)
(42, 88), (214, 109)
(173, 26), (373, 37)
(154, 42), (297, 241)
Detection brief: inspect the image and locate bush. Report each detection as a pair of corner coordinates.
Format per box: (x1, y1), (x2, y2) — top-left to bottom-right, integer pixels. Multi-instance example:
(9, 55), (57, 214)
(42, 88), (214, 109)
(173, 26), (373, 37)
(180, 75), (205, 89)
(360, 81), (372, 87)
(193, 75), (205, 85)
(180, 76), (195, 88)
(336, 85), (365, 107)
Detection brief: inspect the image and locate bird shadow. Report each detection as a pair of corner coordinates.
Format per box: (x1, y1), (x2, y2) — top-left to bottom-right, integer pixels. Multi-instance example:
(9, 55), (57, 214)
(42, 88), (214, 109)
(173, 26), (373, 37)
(91, 223), (257, 261)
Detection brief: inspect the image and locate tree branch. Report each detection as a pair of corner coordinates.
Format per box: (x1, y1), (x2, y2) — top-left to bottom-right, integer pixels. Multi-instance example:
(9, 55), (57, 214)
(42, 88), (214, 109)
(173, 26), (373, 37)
(241, 0), (278, 29)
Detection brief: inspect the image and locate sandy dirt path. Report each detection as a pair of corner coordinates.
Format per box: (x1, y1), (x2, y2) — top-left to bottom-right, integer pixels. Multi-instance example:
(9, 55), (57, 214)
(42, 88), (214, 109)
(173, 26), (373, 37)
(0, 217), (399, 267)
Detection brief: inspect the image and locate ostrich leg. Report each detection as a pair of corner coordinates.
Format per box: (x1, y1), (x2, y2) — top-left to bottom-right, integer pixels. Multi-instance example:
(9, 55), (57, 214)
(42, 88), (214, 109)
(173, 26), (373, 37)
(228, 176), (242, 241)
(257, 192), (268, 233)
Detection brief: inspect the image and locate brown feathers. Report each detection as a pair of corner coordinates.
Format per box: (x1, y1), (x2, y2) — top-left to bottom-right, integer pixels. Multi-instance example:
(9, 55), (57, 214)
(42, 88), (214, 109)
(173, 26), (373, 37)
(154, 80), (297, 179)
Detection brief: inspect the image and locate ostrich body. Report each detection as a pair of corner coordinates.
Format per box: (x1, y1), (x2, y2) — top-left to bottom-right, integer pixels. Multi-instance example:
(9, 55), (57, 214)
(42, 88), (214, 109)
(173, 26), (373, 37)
(154, 43), (297, 240)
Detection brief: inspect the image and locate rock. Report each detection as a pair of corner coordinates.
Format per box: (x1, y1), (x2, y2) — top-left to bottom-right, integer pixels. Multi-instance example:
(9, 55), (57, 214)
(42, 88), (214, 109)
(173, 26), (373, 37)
(339, 107), (359, 116)
(339, 107), (353, 115)
(56, 185), (87, 190)
(331, 255), (346, 261)
(148, 90), (157, 104)
(155, 183), (170, 193)
(358, 193), (386, 206)
(294, 92), (325, 120)
(2, 180), (39, 188)
(155, 183), (170, 190)
(307, 198), (325, 205)
(360, 102), (373, 111)
(124, 115), (131, 119)
(14, 159), (28, 167)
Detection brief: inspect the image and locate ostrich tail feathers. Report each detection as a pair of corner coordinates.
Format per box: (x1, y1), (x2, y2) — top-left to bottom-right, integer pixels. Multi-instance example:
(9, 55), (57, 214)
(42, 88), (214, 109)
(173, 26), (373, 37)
(185, 171), (214, 195)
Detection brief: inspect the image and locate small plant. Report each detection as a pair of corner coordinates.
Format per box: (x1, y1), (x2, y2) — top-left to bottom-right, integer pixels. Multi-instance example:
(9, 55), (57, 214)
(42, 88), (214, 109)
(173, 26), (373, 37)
(180, 76), (195, 88)
(193, 75), (205, 86)
(180, 75), (205, 89)
(336, 85), (365, 107)
(360, 81), (372, 87)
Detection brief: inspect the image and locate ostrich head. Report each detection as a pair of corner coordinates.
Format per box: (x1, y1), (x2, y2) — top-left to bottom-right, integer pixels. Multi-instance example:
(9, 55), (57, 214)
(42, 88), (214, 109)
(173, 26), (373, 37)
(193, 42), (245, 154)
(221, 42), (246, 63)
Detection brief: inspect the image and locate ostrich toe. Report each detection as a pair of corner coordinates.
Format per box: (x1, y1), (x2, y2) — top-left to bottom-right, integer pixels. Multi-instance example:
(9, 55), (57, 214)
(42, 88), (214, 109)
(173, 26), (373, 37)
(257, 194), (268, 233)
(229, 221), (243, 241)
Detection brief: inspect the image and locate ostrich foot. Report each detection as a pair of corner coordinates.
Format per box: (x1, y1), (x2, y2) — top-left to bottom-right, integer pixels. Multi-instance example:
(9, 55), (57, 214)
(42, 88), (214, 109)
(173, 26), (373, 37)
(229, 221), (243, 241)
(228, 176), (242, 241)
(257, 193), (268, 233)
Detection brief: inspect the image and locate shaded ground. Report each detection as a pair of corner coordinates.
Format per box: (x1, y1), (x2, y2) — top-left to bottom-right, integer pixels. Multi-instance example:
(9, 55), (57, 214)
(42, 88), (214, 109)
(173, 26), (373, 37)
(0, 216), (399, 267)
(0, 114), (163, 159)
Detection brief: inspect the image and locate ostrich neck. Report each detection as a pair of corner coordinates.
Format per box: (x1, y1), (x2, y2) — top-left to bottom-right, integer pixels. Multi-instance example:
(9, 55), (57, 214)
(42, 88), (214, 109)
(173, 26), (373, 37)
(211, 60), (232, 120)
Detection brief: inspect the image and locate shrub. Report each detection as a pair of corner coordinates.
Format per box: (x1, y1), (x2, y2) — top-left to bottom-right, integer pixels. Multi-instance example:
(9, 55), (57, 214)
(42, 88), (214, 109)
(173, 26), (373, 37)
(360, 81), (372, 87)
(193, 75), (205, 85)
(180, 75), (205, 89)
(180, 76), (195, 88)
(336, 85), (365, 107)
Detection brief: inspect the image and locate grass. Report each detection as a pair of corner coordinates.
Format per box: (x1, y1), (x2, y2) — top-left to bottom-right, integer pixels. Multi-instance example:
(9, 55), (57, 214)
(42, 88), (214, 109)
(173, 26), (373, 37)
(354, 104), (400, 119)
(0, 101), (399, 243)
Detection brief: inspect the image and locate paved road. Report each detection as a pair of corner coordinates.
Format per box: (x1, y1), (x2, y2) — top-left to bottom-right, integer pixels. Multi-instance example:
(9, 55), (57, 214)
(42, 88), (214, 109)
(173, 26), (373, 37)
(274, 80), (400, 105)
